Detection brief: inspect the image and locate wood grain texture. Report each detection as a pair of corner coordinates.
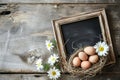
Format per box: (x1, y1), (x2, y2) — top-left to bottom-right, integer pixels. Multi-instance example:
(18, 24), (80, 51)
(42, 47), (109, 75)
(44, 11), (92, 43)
(0, 2), (120, 80)
(0, 0), (118, 4)
(0, 3), (119, 73)
(0, 73), (120, 80)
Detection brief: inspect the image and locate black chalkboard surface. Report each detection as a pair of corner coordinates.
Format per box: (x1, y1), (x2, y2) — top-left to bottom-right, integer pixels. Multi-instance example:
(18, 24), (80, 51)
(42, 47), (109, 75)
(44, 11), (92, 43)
(61, 17), (102, 57)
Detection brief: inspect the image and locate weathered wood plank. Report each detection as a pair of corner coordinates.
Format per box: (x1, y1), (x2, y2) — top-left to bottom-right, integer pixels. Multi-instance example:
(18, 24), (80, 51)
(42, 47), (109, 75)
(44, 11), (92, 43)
(0, 0), (118, 4)
(0, 73), (120, 80)
(0, 4), (119, 73)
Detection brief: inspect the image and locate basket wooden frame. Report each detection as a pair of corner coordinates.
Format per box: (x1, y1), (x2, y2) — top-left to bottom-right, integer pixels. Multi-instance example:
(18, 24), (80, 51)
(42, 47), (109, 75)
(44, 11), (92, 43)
(53, 9), (116, 72)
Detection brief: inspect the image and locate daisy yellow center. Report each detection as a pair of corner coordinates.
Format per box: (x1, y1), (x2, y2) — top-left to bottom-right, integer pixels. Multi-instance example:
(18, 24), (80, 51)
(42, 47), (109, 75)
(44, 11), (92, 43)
(48, 43), (51, 47)
(99, 46), (104, 52)
(52, 71), (56, 76)
(37, 63), (41, 67)
(52, 57), (55, 61)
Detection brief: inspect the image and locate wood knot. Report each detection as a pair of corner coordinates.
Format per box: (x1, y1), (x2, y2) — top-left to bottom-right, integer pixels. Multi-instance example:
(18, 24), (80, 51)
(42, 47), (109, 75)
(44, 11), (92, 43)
(0, 11), (11, 15)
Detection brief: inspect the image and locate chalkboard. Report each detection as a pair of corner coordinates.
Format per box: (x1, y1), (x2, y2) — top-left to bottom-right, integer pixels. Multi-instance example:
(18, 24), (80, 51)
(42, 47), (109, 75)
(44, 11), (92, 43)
(61, 17), (102, 57)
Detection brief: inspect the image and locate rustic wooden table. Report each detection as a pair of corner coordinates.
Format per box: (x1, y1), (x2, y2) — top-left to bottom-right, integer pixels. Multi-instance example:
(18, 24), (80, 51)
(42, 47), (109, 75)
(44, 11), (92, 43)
(0, 0), (120, 80)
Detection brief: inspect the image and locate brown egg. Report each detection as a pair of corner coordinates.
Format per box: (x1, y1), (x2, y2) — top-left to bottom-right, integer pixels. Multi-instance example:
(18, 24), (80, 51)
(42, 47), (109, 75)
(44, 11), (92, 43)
(72, 57), (81, 67)
(84, 46), (96, 55)
(81, 61), (91, 70)
(78, 52), (88, 61)
(89, 55), (99, 64)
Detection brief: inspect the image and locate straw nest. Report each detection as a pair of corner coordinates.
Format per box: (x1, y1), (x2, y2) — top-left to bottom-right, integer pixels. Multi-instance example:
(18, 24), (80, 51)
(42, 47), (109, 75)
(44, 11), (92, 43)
(61, 48), (107, 79)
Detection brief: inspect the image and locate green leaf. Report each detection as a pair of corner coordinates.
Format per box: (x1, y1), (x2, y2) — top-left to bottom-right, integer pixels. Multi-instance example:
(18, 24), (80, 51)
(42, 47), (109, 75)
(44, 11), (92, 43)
(51, 39), (57, 47)
(55, 62), (60, 70)
(50, 39), (58, 54)
(43, 63), (50, 71)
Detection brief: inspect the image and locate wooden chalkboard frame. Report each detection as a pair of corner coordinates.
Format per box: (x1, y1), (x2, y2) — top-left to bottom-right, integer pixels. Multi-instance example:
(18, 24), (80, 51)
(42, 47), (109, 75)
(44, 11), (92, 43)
(53, 9), (116, 66)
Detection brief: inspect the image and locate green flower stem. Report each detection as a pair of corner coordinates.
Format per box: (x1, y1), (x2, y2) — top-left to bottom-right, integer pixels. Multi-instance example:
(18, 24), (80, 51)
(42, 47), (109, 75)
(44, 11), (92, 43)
(43, 63), (50, 71)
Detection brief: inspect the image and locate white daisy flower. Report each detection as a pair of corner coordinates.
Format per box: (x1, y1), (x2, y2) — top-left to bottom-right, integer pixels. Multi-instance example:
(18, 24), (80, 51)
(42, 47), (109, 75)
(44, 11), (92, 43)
(47, 67), (61, 80)
(35, 58), (44, 70)
(94, 41), (109, 56)
(48, 54), (59, 66)
(45, 40), (54, 51)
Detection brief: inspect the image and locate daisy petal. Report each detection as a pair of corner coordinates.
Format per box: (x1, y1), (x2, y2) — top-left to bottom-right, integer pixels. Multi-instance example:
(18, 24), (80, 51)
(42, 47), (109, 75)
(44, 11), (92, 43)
(47, 67), (61, 80)
(94, 41), (109, 56)
(48, 54), (59, 66)
(45, 40), (54, 51)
